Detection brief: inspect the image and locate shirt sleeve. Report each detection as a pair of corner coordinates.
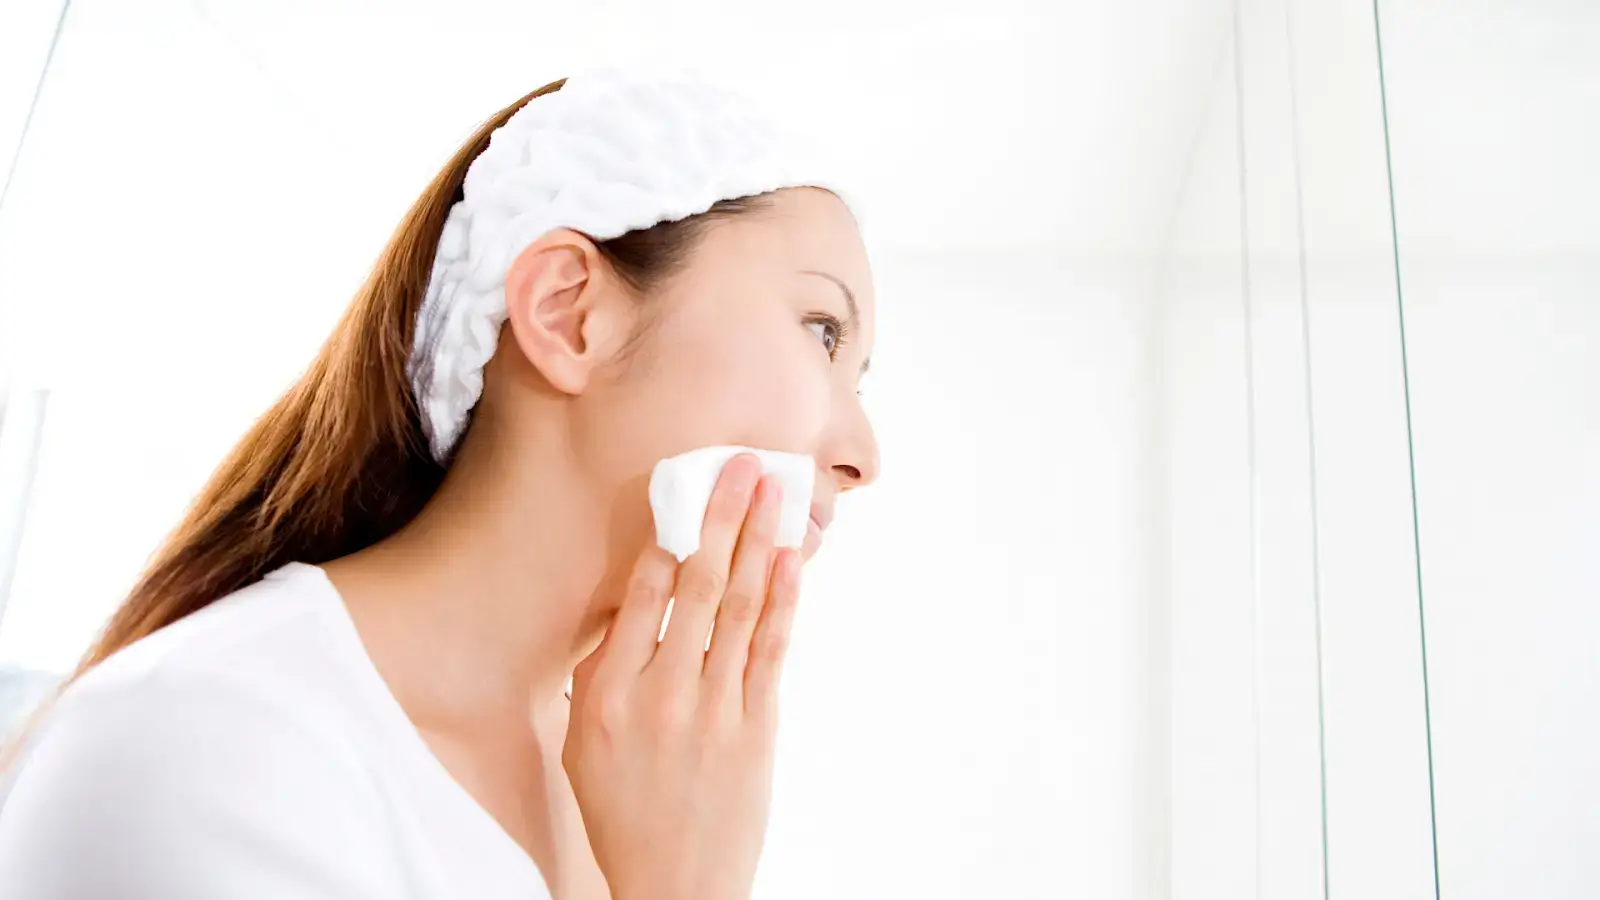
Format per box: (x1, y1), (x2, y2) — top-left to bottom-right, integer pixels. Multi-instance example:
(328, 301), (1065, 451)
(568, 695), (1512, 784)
(0, 669), (411, 899)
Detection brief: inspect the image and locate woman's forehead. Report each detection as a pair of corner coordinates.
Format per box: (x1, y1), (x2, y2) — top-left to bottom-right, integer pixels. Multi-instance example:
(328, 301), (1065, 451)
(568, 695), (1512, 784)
(689, 190), (874, 301)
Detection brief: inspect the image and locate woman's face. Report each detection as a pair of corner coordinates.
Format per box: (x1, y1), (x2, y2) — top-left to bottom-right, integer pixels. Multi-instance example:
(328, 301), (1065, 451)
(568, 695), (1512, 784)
(575, 187), (879, 560)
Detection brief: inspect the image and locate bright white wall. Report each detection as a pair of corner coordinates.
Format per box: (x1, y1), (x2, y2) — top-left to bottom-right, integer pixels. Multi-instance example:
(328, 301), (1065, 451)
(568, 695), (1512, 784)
(1157, 28), (1259, 900)
(1157, 9), (1329, 897)
(763, 250), (1160, 900)
(1379, 3), (1600, 897)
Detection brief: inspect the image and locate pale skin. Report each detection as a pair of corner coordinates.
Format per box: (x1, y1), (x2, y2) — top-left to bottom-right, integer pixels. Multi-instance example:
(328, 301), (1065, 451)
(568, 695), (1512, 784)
(320, 186), (878, 900)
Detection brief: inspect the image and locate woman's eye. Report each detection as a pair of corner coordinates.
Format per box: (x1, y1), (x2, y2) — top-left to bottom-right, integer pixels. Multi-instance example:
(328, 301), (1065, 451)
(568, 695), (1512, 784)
(806, 319), (840, 357)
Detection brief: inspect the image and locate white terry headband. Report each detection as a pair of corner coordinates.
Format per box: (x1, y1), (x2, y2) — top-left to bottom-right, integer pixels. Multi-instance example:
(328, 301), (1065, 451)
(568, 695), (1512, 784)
(407, 66), (856, 462)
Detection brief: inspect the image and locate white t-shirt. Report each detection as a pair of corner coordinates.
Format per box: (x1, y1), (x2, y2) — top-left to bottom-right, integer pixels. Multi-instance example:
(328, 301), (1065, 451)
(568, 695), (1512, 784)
(0, 562), (553, 899)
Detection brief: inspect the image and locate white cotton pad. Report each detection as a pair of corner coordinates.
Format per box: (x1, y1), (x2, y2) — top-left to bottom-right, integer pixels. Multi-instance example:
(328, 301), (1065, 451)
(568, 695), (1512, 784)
(649, 445), (816, 562)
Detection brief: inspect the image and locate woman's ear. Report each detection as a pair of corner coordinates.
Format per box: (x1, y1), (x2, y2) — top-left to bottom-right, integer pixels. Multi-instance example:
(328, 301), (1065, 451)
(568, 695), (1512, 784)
(501, 229), (633, 395)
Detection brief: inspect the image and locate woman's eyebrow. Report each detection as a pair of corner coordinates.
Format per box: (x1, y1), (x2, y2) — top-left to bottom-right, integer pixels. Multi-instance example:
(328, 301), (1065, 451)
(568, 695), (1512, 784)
(797, 269), (858, 326)
(797, 269), (870, 375)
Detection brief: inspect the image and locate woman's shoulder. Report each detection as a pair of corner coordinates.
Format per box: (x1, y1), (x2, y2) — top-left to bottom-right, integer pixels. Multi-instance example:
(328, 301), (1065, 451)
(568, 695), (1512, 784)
(11, 562), (371, 783)
(0, 565), (410, 896)
(4, 562), (378, 808)
(76, 562), (345, 692)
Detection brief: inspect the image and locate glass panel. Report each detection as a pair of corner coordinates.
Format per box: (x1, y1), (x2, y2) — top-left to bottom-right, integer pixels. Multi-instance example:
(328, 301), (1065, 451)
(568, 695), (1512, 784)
(1225, 0), (1450, 896)
(1375, 2), (1600, 897)
(0, 0), (69, 199)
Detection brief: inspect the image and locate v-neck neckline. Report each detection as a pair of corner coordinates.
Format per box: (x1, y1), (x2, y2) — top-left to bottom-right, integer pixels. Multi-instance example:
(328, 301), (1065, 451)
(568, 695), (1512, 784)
(281, 562), (553, 895)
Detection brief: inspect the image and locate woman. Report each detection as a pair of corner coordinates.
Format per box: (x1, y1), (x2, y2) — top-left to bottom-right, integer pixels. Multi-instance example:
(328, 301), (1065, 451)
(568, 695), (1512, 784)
(0, 68), (878, 899)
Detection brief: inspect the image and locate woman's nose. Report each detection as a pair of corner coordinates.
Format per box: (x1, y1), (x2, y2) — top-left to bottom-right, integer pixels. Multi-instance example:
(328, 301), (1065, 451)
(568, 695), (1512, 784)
(826, 405), (879, 492)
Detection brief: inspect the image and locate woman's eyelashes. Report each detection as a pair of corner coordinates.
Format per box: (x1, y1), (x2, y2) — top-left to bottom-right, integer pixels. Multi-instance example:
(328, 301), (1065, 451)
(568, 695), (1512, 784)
(804, 313), (852, 361)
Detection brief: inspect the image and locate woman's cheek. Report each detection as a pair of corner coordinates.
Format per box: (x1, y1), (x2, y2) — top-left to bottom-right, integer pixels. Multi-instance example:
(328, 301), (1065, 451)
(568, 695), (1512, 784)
(696, 356), (818, 449)
(751, 362), (832, 451)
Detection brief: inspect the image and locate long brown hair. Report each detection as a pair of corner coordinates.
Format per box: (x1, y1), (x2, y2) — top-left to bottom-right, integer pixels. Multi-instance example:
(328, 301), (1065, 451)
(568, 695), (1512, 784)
(5, 76), (771, 760)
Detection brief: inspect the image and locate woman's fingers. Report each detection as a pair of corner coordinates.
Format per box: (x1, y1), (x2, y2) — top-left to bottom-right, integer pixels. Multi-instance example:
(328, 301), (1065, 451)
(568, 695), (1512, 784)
(743, 548), (803, 721)
(597, 543), (679, 677)
(655, 454), (763, 673)
(703, 475), (782, 692)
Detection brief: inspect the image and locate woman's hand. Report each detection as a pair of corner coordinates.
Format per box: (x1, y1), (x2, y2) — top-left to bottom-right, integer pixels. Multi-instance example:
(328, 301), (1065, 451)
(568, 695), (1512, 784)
(562, 453), (803, 900)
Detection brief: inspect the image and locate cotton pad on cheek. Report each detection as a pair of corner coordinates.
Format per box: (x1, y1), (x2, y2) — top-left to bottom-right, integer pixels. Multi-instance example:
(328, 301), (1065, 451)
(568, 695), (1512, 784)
(649, 445), (816, 563)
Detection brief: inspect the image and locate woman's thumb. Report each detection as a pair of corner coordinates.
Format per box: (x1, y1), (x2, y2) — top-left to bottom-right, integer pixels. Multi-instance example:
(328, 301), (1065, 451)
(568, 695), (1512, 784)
(568, 627), (610, 707)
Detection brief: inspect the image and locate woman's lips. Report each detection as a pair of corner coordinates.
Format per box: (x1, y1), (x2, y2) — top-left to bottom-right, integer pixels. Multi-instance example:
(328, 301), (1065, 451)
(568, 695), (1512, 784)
(809, 502), (834, 533)
(802, 503), (832, 559)
(802, 516), (823, 558)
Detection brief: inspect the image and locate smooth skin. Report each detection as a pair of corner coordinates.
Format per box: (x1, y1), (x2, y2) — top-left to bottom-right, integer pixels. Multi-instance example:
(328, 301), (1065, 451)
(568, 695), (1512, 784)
(567, 457), (800, 900)
(322, 186), (877, 900)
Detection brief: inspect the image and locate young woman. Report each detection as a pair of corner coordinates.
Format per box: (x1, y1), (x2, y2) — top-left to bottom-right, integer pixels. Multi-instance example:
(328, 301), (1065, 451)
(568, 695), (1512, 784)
(0, 69), (878, 899)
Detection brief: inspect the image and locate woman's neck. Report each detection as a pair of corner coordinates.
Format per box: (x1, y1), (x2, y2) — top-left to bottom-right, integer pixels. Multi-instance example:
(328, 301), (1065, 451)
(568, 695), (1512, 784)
(324, 428), (648, 733)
